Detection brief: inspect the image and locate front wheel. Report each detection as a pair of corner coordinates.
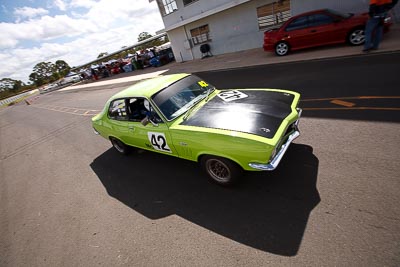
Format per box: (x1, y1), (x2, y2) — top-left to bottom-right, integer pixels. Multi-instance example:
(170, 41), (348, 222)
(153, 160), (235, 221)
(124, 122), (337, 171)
(347, 28), (365, 46)
(275, 41), (290, 56)
(200, 156), (243, 186)
(110, 137), (131, 155)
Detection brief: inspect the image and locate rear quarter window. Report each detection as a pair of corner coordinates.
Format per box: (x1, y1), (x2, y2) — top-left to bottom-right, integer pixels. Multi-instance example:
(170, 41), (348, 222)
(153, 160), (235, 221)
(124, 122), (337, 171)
(285, 16), (308, 31)
(108, 99), (128, 121)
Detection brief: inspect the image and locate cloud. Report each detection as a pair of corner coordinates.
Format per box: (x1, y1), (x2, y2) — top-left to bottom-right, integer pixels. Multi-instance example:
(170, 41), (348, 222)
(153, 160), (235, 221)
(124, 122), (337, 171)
(52, 0), (67, 11)
(0, 0), (164, 82)
(69, 0), (97, 9)
(14, 6), (49, 21)
(0, 15), (99, 49)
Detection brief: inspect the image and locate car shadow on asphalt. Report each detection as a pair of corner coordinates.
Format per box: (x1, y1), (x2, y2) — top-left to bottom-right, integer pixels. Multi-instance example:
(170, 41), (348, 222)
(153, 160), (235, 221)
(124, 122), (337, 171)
(90, 143), (320, 256)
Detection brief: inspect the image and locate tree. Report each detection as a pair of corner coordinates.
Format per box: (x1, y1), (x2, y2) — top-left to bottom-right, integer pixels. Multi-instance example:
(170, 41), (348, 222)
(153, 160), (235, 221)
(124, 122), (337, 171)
(29, 72), (45, 87)
(28, 60), (71, 86)
(55, 60), (70, 77)
(29, 62), (55, 86)
(136, 32), (168, 51)
(138, 32), (153, 42)
(0, 78), (24, 92)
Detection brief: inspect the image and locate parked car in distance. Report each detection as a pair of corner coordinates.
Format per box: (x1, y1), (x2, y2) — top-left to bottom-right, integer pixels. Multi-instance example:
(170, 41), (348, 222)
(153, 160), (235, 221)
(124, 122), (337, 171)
(263, 9), (392, 56)
(92, 74), (302, 186)
(60, 72), (81, 85)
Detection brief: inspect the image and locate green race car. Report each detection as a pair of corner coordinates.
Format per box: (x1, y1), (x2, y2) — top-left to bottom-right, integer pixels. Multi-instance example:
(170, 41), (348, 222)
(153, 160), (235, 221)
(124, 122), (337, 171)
(92, 73), (301, 185)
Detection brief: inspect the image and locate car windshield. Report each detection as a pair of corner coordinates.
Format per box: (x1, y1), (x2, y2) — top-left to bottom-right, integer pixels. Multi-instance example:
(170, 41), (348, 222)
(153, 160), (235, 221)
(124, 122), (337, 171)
(151, 75), (215, 121)
(326, 9), (352, 19)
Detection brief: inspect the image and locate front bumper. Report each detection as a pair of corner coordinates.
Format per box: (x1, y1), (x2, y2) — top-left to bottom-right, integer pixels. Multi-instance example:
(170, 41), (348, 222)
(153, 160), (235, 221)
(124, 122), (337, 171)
(263, 43), (274, 52)
(249, 109), (301, 171)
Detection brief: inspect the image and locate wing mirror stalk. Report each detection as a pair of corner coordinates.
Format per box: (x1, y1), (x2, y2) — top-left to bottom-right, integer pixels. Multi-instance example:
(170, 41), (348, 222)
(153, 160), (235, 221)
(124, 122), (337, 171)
(141, 115), (159, 127)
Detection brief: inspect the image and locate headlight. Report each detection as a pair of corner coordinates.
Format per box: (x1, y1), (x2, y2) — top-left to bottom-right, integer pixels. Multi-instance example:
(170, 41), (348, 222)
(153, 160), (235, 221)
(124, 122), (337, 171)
(270, 146), (278, 162)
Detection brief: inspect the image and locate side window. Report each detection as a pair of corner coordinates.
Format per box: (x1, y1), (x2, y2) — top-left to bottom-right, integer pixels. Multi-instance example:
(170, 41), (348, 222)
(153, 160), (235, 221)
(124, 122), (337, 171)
(309, 14), (334, 27)
(127, 98), (164, 123)
(285, 16), (308, 31)
(108, 99), (128, 121)
(127, 98), (148, 122)
(156, 0), (178, 16)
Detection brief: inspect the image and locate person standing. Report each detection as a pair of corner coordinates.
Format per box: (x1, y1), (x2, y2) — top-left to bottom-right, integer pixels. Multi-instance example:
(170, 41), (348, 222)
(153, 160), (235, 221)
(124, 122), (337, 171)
(363, 0), (393, 52)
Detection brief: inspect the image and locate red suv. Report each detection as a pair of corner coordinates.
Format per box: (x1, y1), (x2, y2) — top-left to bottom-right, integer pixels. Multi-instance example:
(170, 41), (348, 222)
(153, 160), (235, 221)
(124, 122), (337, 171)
(263, 9), (392, 56)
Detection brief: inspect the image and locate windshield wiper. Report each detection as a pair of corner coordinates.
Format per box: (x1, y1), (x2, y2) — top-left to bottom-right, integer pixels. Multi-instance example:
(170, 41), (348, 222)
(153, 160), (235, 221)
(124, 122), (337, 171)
(183, 102), (198, 121)
(205, 87), (215, 102)
(183, 88), (214, 120)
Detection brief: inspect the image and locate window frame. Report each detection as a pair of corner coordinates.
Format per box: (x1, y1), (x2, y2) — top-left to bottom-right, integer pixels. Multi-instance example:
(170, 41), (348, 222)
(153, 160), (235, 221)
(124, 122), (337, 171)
(183, 0), (199, 6)
(190, 24), (211, 46)
(257, 0), (291, 30)
(157, 0), (178, 17)
(108, 98), (129, 121)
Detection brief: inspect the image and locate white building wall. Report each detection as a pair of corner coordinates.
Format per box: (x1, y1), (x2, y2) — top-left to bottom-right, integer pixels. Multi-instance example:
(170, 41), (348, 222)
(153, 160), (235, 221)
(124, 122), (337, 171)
(166, 0), (400, 63)
(162, 0), (250, 29)
(169, 0), (275, 62)
(291, 0), (369, 14)
(167, 27), (194, 62)
(291, 0), (400, 21)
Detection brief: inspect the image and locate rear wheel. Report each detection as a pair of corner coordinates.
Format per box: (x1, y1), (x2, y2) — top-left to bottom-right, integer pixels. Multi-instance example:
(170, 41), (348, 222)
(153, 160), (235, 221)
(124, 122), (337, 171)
(275, 41), (290, 56)
(200, 156), (243, 186)
(110, 137), (131, 155)
(348, 27), (365, 45)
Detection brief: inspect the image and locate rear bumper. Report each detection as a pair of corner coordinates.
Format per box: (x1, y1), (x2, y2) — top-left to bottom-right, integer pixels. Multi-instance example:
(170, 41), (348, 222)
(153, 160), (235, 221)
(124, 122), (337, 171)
(249, 109), (301, 171)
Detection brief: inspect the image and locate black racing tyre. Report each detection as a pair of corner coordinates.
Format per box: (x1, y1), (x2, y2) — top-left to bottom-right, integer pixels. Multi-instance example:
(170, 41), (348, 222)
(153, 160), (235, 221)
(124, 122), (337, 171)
(200, 155), (243, 186)
(347, 27), (365, 46)
(110, 137), (131, 155)
(275, 41), (290, 56)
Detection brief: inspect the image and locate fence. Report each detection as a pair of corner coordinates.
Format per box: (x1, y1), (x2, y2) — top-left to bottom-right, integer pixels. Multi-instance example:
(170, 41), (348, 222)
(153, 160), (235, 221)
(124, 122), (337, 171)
(0, 90), (38, 107)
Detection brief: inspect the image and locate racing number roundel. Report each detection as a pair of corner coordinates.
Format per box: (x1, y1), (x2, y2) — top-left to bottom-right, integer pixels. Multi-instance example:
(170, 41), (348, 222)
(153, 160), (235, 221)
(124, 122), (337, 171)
(147, 132), (171, 153)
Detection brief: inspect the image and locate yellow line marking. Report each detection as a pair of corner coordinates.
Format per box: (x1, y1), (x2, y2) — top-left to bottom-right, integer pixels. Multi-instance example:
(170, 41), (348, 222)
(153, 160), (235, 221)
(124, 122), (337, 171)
(358, 96), (400, 99)
(330, 99), (356, 107)
(31, 104), (101, 116)
(301, 96), (400, 102)
(303, 107), (400, 111)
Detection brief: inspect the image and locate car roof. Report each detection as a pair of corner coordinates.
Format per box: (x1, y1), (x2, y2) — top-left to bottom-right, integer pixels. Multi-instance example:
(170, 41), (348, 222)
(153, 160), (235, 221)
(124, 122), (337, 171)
(291, 9), (332, 18)
(111, 73), (190, 100)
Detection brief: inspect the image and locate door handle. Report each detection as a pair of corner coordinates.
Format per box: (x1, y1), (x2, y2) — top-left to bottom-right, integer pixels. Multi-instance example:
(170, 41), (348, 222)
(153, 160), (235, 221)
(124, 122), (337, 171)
(310, 29), (317, 33)
(129, 126), (134, 130)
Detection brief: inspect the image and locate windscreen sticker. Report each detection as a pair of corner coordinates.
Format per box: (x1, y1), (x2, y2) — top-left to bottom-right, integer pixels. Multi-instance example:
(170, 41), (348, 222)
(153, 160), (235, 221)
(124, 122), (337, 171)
(198, 81), (209, 87)
(147, 132), (171, 153)
(217, 90), (248, 102)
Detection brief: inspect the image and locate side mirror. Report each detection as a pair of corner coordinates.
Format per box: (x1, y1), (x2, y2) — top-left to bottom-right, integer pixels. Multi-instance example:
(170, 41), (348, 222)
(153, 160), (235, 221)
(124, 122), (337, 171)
(140, 116), (150, 126)
(140, 115), (159, 127)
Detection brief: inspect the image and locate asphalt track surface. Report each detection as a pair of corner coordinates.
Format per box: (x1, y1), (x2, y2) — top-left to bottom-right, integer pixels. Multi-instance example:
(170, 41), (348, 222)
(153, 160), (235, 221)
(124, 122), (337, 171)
(195, 51), (400, 123)
(0, 52), (399, 266)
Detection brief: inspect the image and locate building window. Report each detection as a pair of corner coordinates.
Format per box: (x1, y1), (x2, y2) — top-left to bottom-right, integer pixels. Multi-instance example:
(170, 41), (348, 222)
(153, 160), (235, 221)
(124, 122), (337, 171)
(190, 25), (211, 46)
(257, 0), (291, 30)
(183, 0), (198, 6)
(157, 0), (178, 16)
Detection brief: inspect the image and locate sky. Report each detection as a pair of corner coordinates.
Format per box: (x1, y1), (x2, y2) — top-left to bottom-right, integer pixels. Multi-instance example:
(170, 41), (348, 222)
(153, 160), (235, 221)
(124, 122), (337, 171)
(0, 0), (165, 83)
